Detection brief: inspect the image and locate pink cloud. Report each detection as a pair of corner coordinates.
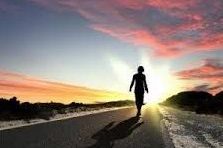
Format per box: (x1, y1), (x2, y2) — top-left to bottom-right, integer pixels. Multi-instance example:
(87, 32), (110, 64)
(0, 1), (18, 12)
(176, 59), (223, 93)
(30, 0), (223, 57)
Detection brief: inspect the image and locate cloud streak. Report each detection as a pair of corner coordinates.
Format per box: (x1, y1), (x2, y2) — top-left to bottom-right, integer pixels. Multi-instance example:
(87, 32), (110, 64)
(0, 70), (129, 103)
(192, 84), (223, 93)
(30, 0), (223, 57)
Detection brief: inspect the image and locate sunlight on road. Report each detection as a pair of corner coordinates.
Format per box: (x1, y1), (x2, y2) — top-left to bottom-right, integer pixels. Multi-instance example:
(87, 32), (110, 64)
(142, 104), (162, 128)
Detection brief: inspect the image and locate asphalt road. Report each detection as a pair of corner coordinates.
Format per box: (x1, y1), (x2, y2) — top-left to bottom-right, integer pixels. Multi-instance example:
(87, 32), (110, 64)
(0, 106), (167, 148)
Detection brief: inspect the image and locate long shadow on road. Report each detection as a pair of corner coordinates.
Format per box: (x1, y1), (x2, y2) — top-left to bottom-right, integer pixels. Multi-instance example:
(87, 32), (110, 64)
(88, 116), (144, 148)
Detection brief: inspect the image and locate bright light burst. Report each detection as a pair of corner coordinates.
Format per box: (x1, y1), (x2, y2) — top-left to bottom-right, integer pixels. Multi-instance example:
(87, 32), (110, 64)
(140, 52), (182, 104)
(109, 51), (183, 104)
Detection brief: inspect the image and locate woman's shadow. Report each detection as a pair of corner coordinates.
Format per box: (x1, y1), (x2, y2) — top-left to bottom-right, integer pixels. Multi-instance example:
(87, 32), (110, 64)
(88, 116), (144, 148)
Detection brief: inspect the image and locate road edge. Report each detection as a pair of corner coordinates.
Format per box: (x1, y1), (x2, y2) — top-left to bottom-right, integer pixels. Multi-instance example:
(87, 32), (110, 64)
(0, 106), (133, 131)
(158, 105), (175, 148)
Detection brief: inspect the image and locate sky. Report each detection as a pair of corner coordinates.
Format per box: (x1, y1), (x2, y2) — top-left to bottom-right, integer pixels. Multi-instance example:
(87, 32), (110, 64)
(0, 0), (222, 104)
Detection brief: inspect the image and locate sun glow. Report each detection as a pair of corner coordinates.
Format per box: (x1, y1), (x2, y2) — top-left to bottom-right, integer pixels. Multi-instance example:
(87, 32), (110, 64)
(143, 67), (175, 104)
(141, 52), (183, 104)
(109, 51), (183, 104)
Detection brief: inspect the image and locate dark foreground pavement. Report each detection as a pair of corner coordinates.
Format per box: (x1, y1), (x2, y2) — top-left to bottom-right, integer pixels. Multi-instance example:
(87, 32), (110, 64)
(0, 106), (166, 148)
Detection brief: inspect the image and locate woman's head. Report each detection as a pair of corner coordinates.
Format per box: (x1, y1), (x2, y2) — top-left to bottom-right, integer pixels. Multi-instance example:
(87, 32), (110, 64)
(137, 66), (144, 73)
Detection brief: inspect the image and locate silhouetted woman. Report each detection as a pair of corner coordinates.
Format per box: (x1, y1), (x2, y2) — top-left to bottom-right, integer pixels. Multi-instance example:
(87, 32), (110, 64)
(129, 66), (148, 116)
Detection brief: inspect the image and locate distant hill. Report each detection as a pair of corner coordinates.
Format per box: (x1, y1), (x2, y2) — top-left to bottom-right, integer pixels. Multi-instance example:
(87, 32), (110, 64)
(161, 91), (223, 115)
(0, 97), (134, 121)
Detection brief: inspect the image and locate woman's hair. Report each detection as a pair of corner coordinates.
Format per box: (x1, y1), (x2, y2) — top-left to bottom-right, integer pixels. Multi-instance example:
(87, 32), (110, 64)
(138, 66), (144, 73)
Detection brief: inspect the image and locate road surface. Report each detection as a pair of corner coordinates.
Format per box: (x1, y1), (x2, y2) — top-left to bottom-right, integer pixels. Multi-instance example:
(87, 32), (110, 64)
(0, 106), (170, 148)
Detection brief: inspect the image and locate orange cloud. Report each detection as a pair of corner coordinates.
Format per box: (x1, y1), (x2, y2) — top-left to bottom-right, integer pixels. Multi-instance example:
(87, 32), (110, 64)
(29, 0), (223, 57)
(0, 70), (130, 103)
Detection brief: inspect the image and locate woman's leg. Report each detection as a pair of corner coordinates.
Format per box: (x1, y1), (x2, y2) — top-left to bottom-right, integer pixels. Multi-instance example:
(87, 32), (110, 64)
(135, 93), (143, 115)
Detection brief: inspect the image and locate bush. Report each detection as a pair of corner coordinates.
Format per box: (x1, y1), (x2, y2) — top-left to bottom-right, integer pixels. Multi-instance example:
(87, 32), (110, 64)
(162, 91), (223, 115)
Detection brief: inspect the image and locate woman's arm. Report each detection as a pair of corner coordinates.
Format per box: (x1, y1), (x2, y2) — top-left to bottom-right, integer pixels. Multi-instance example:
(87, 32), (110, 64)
(129, 75), (135, 92)
(144, 75), (148, 93)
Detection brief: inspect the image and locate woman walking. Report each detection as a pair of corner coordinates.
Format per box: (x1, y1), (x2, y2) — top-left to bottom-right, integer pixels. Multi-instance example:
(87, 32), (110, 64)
(129, 66), (148, 116)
